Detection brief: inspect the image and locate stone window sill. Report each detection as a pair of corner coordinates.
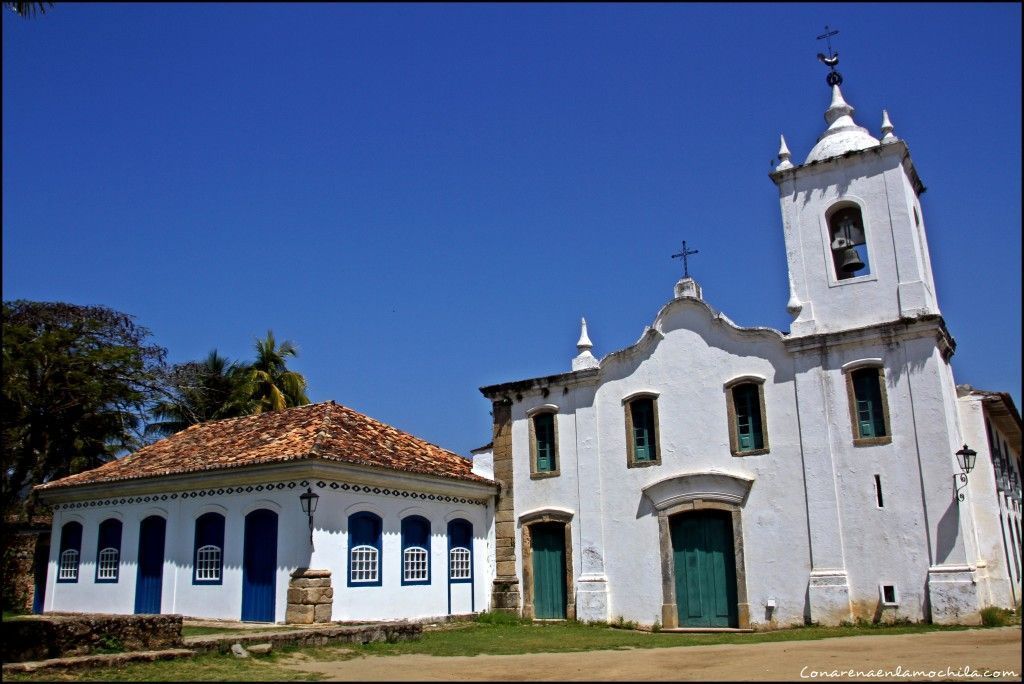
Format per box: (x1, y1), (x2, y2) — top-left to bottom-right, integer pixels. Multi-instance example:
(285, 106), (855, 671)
(853, 436), (892, 447)
(530, 470), (560, 480)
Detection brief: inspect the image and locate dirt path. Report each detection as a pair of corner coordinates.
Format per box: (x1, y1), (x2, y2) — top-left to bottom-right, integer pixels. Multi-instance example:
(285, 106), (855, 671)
(282, 627), (1021, 681)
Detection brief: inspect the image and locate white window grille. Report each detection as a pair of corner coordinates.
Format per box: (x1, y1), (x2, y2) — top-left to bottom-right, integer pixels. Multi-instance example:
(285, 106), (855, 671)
(403, 546), (428, 582)
(59, 549), (79, 580)
(449, 547), (471, 579)
(350, 545), (379, 583)
(97, 547), (119, 580)
(195, 544), (222, 581)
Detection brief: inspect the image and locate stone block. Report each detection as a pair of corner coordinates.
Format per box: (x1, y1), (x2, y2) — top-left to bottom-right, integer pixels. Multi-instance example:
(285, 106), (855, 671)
(496, 560), (517, 577)
(290, 577), (332, 588)
(495, 521), (516, 538)
(494, 510), (515, 524)
(247, 643), (273, 655)
(290, 568), (331, 579)
(313, 603), (333, 623)
(230, 643), (249, 658)
(285, 604), (314, 624)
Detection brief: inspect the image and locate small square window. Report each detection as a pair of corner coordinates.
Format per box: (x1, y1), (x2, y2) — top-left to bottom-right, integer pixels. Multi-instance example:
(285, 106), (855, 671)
(881, 584), (898, 605)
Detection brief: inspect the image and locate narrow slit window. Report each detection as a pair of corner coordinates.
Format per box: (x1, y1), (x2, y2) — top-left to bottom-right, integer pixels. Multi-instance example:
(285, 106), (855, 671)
(874, 475), (884, 508)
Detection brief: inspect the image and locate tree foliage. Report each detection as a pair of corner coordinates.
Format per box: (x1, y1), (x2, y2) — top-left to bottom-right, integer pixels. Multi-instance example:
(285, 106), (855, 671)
(247, 330), (310, 413)
(1, 301), (167, 513)
(145, 350), (250, 438)
(4, 2), (54, 18)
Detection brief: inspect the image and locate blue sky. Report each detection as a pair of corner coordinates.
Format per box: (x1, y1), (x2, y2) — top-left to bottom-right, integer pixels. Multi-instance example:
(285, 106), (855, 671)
(3, 3), (1020, 456)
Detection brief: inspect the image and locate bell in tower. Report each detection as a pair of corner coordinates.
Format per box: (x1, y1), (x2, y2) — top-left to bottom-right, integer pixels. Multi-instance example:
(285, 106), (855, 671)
(828, 206), (867, 278)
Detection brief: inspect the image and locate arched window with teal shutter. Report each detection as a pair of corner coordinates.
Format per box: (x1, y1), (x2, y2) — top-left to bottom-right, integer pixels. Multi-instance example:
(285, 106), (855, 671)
(624, 394), (661, 467)
(729, 382), (767, 454)
(534, 413), (555, 472)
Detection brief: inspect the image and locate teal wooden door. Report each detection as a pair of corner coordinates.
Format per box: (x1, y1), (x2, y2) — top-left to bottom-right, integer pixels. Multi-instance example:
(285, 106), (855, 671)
(671, 511), (738, 628)
(531, 524), (567, 619)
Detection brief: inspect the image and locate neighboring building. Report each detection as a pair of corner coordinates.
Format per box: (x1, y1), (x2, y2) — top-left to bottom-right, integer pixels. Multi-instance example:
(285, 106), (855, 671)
(477, 77), (1022, 629)
(34, 401), (496, 623)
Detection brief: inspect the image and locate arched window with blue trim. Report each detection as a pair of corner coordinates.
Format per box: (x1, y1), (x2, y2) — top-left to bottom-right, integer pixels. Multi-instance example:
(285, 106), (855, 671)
(447, 519), (473, 582)
(348, 512), (382, 587)
(193, 512), (225, 584)
(401, 515), (430, 585)
(57, 521), (82, 583)
(95, 519), (122, 583)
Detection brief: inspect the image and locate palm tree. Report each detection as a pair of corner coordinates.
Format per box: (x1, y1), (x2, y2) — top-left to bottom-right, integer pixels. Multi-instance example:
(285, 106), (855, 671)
(146, 350), (250, 437)
(246, 331), (310, 413)
(4, 2), (53, 17)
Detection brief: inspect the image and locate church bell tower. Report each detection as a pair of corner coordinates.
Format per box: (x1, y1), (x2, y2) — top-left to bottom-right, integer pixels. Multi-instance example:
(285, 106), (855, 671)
(770, 55), (940, 337)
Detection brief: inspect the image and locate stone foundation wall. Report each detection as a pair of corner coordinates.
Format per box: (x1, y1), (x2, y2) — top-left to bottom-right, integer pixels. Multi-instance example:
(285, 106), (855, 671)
(1, 522), (49, 614)
(1, 613), (183, 663)
(285, 568), (333, 624)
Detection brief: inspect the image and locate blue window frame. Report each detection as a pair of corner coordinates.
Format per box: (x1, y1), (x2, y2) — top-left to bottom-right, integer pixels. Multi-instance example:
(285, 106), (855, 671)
(447, 519), (473, 584)
(193, 512), (225, 585)
(57, 521), (82, 583)
(401, 516), (431, 585)
(348, 512), (383, 587)
(95, 518), (122, 583)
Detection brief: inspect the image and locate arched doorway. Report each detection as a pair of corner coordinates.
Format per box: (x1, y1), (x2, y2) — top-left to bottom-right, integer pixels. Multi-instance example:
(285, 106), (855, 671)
(519, 508), (575, 621)
(241, 509), (278, 622)
(134, 515), (166, 614)
(670, 509), (738, 628)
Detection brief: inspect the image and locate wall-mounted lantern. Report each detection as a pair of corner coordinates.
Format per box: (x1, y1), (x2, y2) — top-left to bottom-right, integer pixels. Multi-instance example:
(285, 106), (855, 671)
(953, 444), (977, 502)
(299, 486), (320, 547)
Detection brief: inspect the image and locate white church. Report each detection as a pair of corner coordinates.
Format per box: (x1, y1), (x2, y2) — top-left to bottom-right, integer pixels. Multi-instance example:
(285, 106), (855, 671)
(35, 63), (1021, 628)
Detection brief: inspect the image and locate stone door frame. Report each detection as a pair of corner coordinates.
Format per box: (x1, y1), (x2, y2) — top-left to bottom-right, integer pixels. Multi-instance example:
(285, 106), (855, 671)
(519, 509), (575, 621)
(642, 471), (753, 629)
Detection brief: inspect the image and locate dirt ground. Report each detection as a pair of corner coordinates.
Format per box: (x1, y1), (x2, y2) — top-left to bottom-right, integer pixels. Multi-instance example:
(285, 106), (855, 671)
(281, 627), (1022, 681)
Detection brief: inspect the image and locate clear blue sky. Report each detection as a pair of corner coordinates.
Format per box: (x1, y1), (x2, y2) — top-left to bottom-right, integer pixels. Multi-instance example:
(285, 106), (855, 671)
(3, 4), (1020, 456)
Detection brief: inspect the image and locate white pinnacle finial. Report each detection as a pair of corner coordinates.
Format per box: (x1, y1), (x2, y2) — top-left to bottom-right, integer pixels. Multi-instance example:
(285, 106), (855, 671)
(824, 84), (854, 126)
(572, 317), (599, 371)
(776, 134), (794, 170)
(577, 317), (593, 351)
(880, 109), (897, 143)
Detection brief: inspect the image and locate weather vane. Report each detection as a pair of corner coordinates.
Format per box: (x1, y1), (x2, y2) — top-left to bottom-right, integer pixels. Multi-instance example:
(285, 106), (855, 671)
(816, 25), (842, 87)
(671, 241), (699, 279)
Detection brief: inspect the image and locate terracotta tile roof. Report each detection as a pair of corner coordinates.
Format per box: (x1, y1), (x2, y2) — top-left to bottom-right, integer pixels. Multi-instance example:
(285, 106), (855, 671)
(36, 401), (491, 491)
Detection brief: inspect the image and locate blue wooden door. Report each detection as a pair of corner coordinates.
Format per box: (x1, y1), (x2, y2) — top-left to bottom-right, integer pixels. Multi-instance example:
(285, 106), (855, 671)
(671, 510), (737, 628)
(134, 516), (166, 614)
(32, 540), (49, 614)
(531, 523), (567, 619)
(241, 509), (278, 622)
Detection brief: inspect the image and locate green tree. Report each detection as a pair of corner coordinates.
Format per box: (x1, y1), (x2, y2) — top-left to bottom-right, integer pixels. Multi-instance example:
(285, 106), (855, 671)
(1, 301), (167, 514)
(145, 350), (250, 437)
(246, 330), (310, 413)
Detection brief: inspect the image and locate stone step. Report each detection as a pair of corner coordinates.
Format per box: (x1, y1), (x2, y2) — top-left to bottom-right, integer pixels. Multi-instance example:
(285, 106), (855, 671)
(2, 648), (196, 675)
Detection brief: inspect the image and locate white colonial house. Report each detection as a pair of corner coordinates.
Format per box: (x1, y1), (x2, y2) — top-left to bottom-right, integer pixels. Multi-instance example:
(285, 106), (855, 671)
(35, 402), (497, 623)
(476, 77), (1022, 629)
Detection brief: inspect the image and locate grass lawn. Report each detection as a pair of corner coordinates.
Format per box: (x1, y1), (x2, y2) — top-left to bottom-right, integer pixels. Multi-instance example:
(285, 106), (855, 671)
(4, 616), (989, 682)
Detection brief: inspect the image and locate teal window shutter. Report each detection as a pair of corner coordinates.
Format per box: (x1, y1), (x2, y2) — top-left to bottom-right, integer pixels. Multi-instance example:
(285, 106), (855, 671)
(852, 369), (887, 439)
(631, 398), (656, 461)
(534, 413), (555, 472)
(733, 384), (764, 451)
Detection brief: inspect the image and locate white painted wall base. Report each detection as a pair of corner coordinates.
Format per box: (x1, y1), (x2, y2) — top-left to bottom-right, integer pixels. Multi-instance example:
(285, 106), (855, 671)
(927, 566), (981, 625)
(575, 575), (610, 622)
(808, 570), (852, 625)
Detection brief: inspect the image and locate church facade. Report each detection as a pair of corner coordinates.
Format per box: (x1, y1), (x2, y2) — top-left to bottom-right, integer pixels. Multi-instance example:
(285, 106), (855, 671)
(478, 80), (1022, 628)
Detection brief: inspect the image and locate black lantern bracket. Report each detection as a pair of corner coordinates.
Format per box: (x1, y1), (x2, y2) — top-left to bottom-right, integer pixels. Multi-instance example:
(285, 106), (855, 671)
(953, 444), (978, 503)
(299, 486), (320, 546)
